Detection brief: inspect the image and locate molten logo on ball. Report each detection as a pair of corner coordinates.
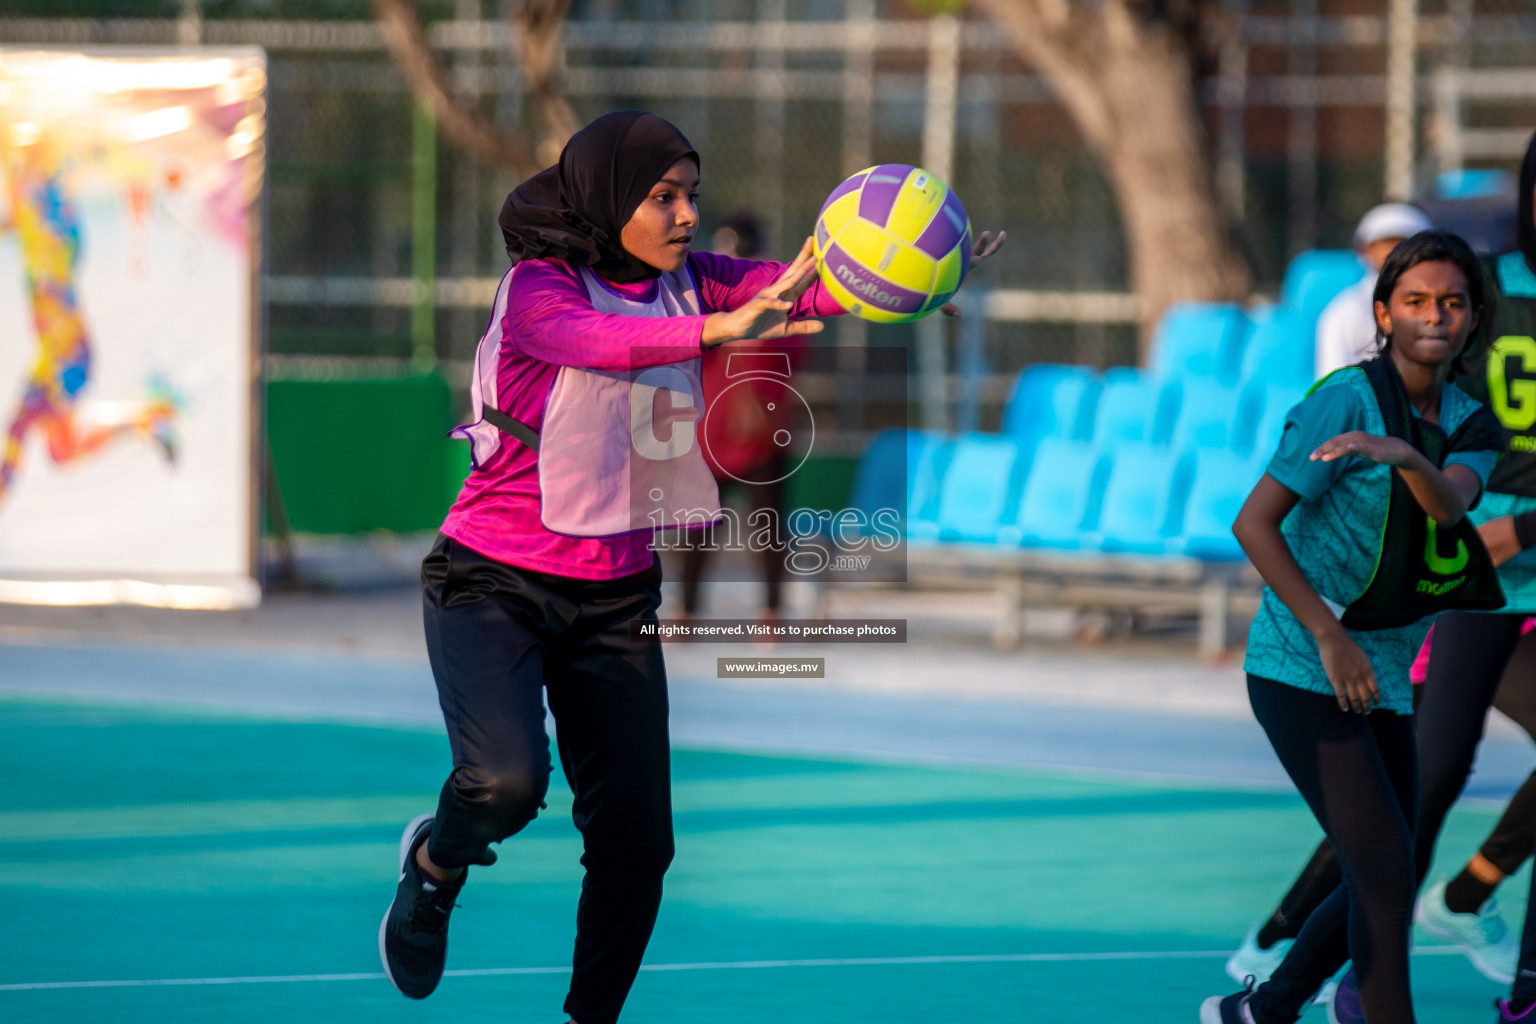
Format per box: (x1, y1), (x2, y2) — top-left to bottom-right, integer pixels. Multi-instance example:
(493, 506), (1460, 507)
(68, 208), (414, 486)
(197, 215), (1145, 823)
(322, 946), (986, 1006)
(832, 261), (904, 309)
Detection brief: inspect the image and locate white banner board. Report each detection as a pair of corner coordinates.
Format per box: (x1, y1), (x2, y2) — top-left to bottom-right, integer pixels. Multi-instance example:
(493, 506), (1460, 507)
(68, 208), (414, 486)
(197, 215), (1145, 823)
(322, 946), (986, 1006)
(0, 48), (265, 608)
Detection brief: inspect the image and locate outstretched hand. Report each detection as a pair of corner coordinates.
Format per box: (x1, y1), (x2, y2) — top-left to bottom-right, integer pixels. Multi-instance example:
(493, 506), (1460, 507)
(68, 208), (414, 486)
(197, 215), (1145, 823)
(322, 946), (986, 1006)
(940, 229), (1007, 318)
(1310, 431), (1415, 468)
(701, 237), (825, 348)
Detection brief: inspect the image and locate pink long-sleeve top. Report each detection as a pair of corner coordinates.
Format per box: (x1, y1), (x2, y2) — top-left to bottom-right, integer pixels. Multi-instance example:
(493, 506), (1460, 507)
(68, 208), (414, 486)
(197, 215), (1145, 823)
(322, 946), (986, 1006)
(440, 251), (844, 580)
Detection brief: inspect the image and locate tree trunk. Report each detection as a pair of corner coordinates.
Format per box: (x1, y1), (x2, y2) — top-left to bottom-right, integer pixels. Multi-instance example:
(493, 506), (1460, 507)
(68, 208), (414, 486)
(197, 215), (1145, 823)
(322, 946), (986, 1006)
(973, 0), (1251, 354)
(517, 0), (581, 167)
(371, 0), (578, 176)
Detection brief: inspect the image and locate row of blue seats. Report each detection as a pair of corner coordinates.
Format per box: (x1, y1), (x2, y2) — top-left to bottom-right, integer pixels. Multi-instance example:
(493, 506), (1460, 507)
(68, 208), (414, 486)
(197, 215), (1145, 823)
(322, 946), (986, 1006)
(1142, 249), (1364, 388)
(848, 429), (1268, 561)
(839, 251), (1363, 562)
(1004, 364), (1308, 459)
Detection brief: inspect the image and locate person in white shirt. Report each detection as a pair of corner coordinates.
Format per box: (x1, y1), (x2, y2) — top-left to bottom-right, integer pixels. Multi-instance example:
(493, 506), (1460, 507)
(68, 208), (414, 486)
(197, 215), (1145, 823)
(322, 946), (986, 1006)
(1314, 203), (1435, 376)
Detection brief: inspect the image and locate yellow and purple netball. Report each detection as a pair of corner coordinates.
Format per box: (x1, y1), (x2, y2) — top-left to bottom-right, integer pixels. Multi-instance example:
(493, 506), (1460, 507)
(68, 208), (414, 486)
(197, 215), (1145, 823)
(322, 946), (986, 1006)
(813, 164), (972, 324)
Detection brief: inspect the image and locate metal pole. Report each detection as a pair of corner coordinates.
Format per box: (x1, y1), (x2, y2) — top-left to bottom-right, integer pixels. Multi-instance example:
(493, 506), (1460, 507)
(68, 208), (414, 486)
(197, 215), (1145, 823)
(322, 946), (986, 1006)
(1287, 0), (1317, 255)
(841, 0), (875, 178)
(918, 11), (961, 433)
(178, 0), (202, 45)
(838, 0), (876, 436)
(411, 101), (438, 372)
(1384, 0), (1418, 201)
(1216, 1), (1248, 219)
(922, 12), (960, 186)
(955, 282), (989, 434)
(449, 0), (481, 372)
(756, 0), (786, 251)
(1430, 0), (1472, 178)
(1432, 67), (1463, 176)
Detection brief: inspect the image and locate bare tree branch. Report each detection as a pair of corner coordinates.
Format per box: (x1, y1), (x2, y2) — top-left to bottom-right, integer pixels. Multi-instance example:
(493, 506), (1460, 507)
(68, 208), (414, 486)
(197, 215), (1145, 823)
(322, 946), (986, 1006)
(516, 0), (581, 167)
(371, 0), (579, 177)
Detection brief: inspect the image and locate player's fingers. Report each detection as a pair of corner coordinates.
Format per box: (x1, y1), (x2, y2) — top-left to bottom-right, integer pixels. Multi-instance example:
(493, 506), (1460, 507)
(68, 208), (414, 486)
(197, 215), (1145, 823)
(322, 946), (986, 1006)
(940, 302), (961, 318)
(779, 264), (818, 303)
(771, 319), (824, 337)
(768, 241), (816, 293)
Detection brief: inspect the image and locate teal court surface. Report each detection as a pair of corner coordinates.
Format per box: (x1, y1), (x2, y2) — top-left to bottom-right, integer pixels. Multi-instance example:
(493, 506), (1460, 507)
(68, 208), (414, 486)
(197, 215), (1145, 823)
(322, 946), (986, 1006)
(0, 639), (1529, 1024)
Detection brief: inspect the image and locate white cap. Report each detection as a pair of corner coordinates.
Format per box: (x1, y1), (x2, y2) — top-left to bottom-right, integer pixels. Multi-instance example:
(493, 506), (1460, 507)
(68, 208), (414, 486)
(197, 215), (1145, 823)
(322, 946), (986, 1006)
(1353, 203), (1433, 249)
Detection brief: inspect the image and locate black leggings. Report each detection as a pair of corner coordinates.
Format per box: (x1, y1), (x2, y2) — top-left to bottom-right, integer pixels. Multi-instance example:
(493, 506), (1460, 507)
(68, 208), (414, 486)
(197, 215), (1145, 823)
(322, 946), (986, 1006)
(421, 535), (673, 1024)
(1266, 618), (1536, 940)
(1246, 675), (1419, 1024)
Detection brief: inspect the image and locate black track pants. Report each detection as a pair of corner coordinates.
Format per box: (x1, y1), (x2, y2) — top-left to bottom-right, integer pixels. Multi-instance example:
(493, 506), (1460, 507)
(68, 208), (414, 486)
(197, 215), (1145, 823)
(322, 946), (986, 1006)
(1477, 625), (1536, 877)
(1246, 675), (1418, 1024)
(1421, 612), (1536, 1006)
(421, 534), (673, 1024)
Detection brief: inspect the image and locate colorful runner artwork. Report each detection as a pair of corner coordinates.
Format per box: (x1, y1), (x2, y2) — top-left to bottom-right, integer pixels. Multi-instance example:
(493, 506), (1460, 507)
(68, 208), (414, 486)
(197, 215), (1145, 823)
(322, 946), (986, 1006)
(0, 49), (265, 604)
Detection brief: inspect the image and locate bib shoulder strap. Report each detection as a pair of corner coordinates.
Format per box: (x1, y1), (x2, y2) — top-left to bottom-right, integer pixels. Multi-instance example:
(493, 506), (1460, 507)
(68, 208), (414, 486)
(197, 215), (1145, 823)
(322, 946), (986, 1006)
(1360, 355), (1412, 443)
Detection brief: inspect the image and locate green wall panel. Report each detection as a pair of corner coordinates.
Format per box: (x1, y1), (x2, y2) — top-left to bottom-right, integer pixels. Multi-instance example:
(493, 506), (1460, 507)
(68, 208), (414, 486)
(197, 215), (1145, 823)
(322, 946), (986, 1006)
(267, 376), (455, 534)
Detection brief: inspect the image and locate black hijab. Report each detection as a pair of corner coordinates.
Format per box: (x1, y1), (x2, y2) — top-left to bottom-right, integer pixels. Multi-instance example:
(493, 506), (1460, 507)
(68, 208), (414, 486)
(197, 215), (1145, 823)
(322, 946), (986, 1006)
(1520, 128), (1536, 275)
(498, 111), (699, 283)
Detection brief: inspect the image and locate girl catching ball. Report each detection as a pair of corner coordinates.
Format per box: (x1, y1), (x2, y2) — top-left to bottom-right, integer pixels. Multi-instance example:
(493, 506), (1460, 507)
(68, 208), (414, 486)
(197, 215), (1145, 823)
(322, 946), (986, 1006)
(379, 110), (1001, 1024)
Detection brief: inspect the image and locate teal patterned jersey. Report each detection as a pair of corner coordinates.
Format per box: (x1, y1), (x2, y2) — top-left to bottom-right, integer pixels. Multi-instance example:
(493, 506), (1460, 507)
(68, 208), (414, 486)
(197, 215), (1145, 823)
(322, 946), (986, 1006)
(1243, 370), (1499, 713)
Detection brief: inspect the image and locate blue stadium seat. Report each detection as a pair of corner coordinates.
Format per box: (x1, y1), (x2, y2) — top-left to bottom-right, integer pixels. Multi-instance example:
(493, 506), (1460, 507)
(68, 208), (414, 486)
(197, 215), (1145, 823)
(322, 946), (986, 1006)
(1149, 302), (1251, 384)
(1281, 249), (1366, 326)
(1089, 442), (1189, 554)
(906, 434), (957, 540)
(1089, 375), (1177, 446)
(1002, 364), (1100, 444)
(1006, 439), (1106, 549)
(848, 429), (920, 524)
(932, 434), (1024, 543)
(1242, 383), (1309, 459)
(1175, 448), (1266, 561)
(1237, 306), (1316, 390)
(1434, 168), (1513, 200)
(849, 429), (952, 538)
(1167, 377), (1245, 452)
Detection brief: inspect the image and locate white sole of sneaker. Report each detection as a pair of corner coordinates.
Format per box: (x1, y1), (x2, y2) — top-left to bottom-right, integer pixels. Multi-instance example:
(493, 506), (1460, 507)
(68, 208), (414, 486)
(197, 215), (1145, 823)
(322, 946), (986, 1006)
(1415, 900), (1517, 983)
(379, 813), (435, 993)
(1413, 900), (1458, 944)
(1468, 948), (1516, 985)
(1199, 995), (1224, 1024)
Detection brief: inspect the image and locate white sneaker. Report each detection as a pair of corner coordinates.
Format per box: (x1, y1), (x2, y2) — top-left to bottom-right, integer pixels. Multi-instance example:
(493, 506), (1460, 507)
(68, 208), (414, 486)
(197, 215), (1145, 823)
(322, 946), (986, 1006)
(1225, 923), (1293, 985)
(1415, 878), (1518, 983)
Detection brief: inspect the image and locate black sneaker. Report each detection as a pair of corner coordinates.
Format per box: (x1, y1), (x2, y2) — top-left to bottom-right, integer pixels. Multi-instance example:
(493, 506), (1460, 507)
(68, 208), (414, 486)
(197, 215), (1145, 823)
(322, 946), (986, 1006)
(379, 814), (463, 999)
